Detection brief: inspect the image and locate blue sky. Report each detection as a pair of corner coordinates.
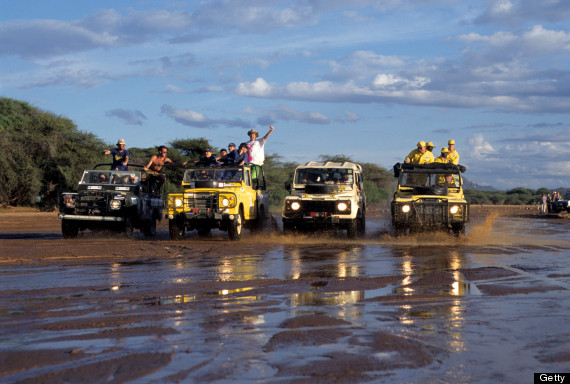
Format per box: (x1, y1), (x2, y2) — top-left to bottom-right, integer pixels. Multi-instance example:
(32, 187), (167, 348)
(1, 0), (570, 190)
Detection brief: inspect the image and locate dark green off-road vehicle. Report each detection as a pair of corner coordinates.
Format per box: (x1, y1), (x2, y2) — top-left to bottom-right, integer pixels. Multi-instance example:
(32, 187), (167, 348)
(58, 164), (163, 238)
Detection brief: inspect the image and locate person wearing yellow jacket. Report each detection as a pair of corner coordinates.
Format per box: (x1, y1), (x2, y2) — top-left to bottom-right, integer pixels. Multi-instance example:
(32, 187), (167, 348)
(447, 139), (459, 165)
(405, 141), (434, 164)
(434, 147), (449, 163)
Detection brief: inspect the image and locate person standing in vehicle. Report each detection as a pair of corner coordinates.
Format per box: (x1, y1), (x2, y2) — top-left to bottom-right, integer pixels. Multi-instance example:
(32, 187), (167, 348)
(143, 146), (187, 193)
(426, 141), (435, 154)
(246, 125), (274, 182)
(103, 139), (129, 171)
(448, 139), (460, 165)
(405, 141), (433, 164)
(434, 147), (449, 163)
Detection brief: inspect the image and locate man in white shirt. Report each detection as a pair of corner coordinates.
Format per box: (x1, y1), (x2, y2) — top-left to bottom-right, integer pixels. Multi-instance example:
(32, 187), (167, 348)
(246, 126), (274, 186)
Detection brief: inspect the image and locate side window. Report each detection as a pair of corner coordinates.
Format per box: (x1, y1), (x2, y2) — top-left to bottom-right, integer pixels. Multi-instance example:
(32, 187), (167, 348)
(245, 170), (251, 186)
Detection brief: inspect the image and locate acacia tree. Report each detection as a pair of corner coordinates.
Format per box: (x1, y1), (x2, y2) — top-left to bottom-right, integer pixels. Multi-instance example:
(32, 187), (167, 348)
(0, 97), (106, 205)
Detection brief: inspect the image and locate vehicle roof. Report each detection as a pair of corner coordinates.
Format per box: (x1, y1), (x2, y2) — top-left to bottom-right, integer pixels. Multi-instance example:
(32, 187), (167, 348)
(395, 162), (466, 174)
(297, 161), (362, 171)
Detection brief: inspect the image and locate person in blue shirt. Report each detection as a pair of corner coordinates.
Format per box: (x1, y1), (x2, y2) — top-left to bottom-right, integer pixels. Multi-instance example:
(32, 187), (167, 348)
(103, 139), (129, 171)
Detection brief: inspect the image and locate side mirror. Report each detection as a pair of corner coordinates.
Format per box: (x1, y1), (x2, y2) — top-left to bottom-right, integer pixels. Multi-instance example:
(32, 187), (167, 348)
(284, 180), (291, 191)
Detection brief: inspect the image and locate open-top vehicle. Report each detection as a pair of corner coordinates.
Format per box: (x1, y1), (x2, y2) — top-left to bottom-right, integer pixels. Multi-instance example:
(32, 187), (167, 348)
(58, 164), (163, 238)
(551, 191), (570, 213)
(281, 161), (366, 238)
(165, 165), (269, 240)
(391, 162), (469, 235)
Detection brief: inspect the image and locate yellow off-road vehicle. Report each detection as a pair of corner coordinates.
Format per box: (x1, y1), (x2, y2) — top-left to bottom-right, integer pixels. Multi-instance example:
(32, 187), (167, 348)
(391, 162), (469, 235)
(166, 165), (269, 240)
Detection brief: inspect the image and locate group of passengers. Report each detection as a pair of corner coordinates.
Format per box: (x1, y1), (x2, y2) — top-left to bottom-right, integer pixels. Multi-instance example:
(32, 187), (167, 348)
(102, 126), (275, 192)
(403, 140), (461, 188)
(404, 140), (459, 165)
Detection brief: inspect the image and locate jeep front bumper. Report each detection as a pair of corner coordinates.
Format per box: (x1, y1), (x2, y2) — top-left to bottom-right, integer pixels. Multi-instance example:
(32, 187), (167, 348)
(391, 201), (469, 228)
(58, 214), (124, 222)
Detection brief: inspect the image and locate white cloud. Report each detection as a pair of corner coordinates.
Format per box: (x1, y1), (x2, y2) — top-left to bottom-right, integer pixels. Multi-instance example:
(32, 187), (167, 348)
(236, 78), (275, 97)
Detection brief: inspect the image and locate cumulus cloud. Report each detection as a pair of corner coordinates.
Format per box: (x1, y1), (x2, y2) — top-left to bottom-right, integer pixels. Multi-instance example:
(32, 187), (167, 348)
(106, 109), (148, 126)
(463, 130), (570, 189)
(477, 0), (570, 25)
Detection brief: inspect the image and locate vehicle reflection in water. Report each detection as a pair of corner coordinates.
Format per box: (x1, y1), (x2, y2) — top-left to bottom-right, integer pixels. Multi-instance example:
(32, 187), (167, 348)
(391, 247), (478, 353)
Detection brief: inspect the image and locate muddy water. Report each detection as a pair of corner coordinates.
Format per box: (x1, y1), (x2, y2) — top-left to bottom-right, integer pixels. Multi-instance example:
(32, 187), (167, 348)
(1, 214), (569, 383)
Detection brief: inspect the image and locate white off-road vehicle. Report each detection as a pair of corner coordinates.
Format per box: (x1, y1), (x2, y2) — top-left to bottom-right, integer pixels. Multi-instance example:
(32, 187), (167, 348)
(282, 161), (366, 238)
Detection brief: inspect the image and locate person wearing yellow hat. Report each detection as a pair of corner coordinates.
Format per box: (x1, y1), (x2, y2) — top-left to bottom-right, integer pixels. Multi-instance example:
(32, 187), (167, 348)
(426, 141), (435, 153)
(103, 138), (130, 171)
(434, 147), (449, 163)
(447, 139), (459, 165)
(404, 141), (434, 164)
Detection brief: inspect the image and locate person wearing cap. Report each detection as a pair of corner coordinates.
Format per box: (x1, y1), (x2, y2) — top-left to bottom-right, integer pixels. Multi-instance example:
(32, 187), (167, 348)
(448, 139), (459, 165)
(246, 125), (274, 182)
(224, 143), (239, 166)
(434, 147), (449, 163)
(143, 146), (187, 193)
(103, 139), (130, 171)
(196, 148), (218, 166)
(404, 141), (434, 164)
(426, 141), (435, 153)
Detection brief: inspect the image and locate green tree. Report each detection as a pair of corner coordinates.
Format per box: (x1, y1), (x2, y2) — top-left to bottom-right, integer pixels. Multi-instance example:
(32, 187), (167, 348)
(0, 97), (106, 206)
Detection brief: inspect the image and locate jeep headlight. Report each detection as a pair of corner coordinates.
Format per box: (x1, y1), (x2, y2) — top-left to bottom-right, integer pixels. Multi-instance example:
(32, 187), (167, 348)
(401, 204), (411, 213)
(219, 194), (236, 208)
(450, 205), (459, 214)
(110, 199), (122, 210)
(291, 201), (301, 211)
(337, 202), (349, 211)
(174, 198), (183, 208)
(63, 194), (75, 208)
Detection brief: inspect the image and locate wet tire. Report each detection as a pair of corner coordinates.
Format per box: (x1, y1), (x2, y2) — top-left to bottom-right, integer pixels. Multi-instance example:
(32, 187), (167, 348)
(169, 220), (184, 240)
(61, 219), (78, 239)
(283, 222), (295, 235)
(357, 210), (366, 237)
(347, 219), (358, 239)
(251, 205), (266, 232)
(122, 217), (134, 238)
(143, 218), (157, 237)
(228, 209), (243, 241)
(393, 225), (406, 237)
(452, 223), (465, 236)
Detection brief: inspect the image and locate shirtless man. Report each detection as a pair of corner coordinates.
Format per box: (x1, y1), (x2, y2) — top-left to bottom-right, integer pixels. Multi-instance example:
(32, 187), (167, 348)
(143, 146), (187, 193)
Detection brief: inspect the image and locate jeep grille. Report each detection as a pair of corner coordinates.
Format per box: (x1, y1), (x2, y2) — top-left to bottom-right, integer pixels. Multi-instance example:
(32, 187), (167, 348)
(185, 192), (218, 210)
(76, 192), (108, 214)
(300, 200), (337, 213)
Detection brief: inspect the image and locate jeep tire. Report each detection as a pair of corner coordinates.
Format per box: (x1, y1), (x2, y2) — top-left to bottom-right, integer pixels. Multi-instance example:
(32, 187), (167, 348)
(143, 218), (157, 237)
(228, 208), (244, 241)
(62, 219), (79, 239)
(169, 219), (184, 240)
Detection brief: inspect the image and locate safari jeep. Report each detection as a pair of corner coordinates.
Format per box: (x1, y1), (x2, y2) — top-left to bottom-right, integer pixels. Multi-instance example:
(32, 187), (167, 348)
(391, 162), (470, 235)
(282, 161), (366, 238)
(58, 164), (163, 238)
(166, 165), (269, 240)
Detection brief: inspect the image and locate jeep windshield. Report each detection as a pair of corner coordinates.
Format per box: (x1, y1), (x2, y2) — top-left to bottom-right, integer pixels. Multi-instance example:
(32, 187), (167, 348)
(80, 170), (141, 185)
(183, 167), (243, 183)
(295, 168), (354, 186)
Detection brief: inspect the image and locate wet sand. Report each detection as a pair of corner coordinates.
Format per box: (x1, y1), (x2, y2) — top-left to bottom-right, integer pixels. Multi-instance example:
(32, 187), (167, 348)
(0, 206), (569, 383)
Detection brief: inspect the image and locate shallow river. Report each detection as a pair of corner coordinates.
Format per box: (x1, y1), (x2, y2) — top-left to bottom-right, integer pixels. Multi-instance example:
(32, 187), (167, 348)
(1, 214), (569, 383)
